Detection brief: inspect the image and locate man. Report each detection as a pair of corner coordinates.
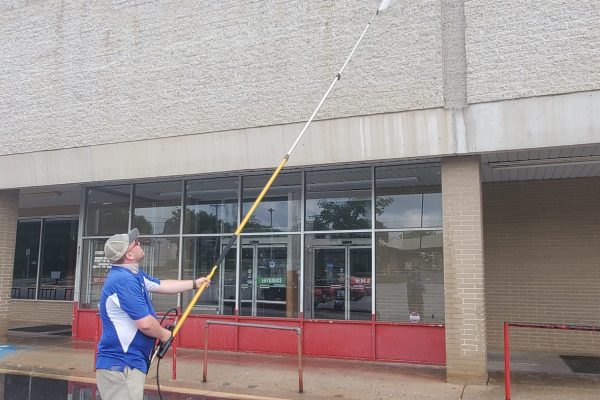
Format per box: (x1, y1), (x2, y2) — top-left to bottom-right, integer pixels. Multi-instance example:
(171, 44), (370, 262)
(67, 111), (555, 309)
(96, 228), (210, 400)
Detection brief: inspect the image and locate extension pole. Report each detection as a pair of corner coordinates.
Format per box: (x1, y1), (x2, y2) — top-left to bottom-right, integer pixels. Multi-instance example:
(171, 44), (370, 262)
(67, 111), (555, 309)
(154, 0), (395, 362)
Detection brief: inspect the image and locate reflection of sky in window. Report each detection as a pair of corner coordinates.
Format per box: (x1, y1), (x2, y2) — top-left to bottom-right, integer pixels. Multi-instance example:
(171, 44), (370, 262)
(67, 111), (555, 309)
(377, 193), (442, 228)
(247, 200), (288, 228)
(243, 174), (301, 230)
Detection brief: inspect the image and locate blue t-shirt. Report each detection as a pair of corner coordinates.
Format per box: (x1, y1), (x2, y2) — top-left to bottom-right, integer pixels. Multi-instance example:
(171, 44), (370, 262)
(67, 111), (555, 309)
(96, 265), (161, 374)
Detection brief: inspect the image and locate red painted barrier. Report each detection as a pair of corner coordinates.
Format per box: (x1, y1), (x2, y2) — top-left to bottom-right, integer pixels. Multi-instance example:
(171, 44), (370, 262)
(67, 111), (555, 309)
(75, 306), (446, 365)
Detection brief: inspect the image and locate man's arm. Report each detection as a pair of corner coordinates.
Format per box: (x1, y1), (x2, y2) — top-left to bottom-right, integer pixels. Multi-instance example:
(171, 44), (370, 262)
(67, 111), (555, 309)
(152, 277), (210, 294)
(134, 315), (172, 343)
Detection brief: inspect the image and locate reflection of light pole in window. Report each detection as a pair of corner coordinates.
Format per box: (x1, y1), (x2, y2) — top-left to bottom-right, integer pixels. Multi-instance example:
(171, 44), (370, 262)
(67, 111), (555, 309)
(267, 207), (275, 228)
(25, 248), (30, 279)
(211, 204), (223, 232)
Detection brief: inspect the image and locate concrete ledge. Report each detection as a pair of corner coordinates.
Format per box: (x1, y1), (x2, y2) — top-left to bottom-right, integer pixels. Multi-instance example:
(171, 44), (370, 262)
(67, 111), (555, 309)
(0, 90), (598, 189)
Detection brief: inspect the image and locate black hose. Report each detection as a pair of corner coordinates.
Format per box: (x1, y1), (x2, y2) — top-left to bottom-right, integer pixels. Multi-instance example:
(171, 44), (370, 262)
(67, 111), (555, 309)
(152, 307), (179, 400)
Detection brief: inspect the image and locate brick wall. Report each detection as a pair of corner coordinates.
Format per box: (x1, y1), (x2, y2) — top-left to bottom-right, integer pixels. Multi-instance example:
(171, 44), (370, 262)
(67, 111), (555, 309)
(0, 0), (443, 156)
(10, 300), (73, 326)
(442, 156), (487, 383)
(0, 190), (19, 340)
(465, 0), (600, 103)
(484, 177), (600, 354)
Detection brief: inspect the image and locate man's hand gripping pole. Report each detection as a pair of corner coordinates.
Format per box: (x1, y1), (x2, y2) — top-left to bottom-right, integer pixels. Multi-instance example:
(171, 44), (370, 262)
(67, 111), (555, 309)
(152, 263), (220, 362)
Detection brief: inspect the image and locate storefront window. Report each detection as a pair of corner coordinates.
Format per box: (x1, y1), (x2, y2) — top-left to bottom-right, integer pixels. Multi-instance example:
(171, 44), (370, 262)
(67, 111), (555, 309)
(182, 236), (235, 315)
(12, 218), (77, 301)
(85, 186), (130, 236)
(38, 219), (78, 301)
(184, 177), (239, 234)
(79, 236), (180, 311)
(78, 162), (445, 320)
(134, 182), (182, 235)
(375, 164), (442, 229)
(375, 231), (444, 323)
(79, 239), (110, 307)
(12, 220), (40, 299)
(140, 237), (180, 312)
(242, 173), (302, 232)
(304, 233), (372, 321)
(305, 168), (371, 231)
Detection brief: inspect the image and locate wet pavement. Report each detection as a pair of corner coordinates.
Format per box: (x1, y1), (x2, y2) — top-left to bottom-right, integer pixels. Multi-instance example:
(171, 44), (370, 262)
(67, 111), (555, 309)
(1, 373), (224, 399)
(2, 323), (600, 400)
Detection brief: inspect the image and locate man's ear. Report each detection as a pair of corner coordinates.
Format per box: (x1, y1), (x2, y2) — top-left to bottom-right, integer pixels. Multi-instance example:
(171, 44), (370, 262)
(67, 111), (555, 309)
(124, 250), (135, 260)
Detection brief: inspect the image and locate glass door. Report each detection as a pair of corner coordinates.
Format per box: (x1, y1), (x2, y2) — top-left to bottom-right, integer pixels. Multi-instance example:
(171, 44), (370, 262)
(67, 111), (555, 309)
(349, 247), (372, 320)
(239, 245), (254, 315)
(239, 242), (289, 317)
(255, 245), (287, 317)
(313, 248), (346, 320)
(312, 246), (371, 320)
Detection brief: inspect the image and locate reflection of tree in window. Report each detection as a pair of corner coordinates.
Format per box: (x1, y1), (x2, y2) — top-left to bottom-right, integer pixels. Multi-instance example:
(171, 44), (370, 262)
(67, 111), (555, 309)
(132, 215), (152, 233)
(313, 199), (369, 230)
(174, 208), (237, 234)
(312, 197), (392, 231)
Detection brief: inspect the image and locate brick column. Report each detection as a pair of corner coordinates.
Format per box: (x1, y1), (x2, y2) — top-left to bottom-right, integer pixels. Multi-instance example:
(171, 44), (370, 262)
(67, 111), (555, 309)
(0, 190), (19, 341)
(442, 156), (487, 384)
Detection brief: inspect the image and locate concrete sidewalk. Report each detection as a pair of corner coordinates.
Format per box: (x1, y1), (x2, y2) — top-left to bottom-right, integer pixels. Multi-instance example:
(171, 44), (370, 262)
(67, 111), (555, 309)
(1, 329), (600, 400)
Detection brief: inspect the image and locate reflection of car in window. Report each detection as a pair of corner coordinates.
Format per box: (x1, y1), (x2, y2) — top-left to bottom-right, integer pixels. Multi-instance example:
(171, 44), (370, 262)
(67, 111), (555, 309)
(349, 276), (371, 300)
(314, 276), (371, 308)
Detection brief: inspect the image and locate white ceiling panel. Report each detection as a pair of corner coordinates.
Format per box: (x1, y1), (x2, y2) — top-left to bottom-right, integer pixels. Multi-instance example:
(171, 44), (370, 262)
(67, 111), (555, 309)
(481, 144), (600, 182)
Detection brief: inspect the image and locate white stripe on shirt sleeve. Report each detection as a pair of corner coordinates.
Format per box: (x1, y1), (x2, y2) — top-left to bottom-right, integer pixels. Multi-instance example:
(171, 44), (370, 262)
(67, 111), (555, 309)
(144, 277), (161, 293)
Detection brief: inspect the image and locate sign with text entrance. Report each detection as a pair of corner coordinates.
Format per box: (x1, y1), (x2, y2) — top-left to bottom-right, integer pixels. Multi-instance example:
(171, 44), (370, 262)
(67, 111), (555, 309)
(257, 276), (286, 286)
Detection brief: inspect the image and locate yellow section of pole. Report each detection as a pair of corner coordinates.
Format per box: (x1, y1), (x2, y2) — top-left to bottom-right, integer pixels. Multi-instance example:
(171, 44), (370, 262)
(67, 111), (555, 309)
(172, 264), (219, 337)
(170, 156), (289, 338)
(235, 157), (288, 236)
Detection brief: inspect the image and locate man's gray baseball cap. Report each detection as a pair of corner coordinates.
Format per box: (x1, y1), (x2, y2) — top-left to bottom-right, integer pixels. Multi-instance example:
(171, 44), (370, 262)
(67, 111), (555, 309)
(104, 228), (139, 262)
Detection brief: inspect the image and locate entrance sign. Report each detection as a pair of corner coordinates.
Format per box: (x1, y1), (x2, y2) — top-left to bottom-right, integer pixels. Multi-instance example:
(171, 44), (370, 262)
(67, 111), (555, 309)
(257, 276), (286, 286)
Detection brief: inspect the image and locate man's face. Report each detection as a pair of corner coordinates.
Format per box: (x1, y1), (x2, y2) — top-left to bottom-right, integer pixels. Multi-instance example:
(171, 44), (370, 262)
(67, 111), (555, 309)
(125, 239), (145, 263)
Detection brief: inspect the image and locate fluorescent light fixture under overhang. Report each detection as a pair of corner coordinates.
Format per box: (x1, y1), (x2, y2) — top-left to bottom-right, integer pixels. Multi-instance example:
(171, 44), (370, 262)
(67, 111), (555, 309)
(489, 155), (600, 170)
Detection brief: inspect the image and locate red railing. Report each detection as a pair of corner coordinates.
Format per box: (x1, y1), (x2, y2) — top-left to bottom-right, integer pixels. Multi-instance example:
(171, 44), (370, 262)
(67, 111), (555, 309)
(504, 322), (600, 400)
(203, 320), (303, 393)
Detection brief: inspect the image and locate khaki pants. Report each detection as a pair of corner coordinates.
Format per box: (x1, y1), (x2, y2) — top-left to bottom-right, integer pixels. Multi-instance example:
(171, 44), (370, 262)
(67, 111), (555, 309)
(96, 367), (146, 400)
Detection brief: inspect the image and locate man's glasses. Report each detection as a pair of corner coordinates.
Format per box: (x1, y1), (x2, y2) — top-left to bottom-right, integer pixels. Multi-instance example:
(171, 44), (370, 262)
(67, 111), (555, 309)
(130, 239), (143, 249)
(132, 239), (149, 247)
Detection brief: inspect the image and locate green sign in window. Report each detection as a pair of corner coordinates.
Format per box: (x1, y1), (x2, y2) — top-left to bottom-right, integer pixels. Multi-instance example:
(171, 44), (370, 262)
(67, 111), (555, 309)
(257, 276), (286, 285)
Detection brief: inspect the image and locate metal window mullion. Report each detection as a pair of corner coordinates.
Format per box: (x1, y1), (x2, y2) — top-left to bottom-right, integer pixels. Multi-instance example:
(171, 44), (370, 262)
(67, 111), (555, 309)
(371, 166), (376, 319)
(177, 180), (185, 309)
(299, 171), (305, 316)
(345, 245), (350, 320)
(73, 187), (86, 303)
(303, 229), (372, 235)
(374, 227), (442, 233)
(17, 214), (77, 221)
(235, 176), (242, 314)
(252, 243), (258, 316)
(35, 218), (44, 300)
(128, 184), (134, 231)
(420, 192), (425, 228)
